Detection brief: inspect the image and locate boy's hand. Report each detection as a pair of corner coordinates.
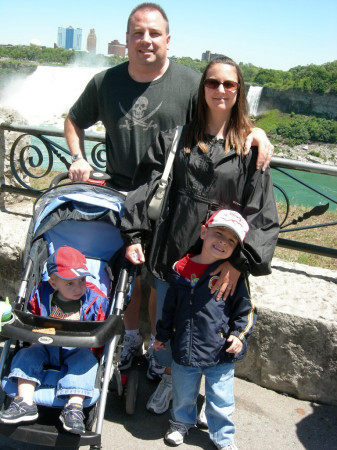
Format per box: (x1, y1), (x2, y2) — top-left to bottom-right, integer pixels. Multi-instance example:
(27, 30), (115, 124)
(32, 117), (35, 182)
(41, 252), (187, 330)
(209, 261), (240, 301)
(226, 335), (243, 354)
(153, 339), (166, 351)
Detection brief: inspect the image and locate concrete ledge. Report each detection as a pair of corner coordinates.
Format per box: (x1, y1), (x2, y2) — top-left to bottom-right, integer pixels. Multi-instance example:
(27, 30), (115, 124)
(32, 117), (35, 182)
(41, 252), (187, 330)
(236, 309), (337, 405)
(0, 203), (336, 405)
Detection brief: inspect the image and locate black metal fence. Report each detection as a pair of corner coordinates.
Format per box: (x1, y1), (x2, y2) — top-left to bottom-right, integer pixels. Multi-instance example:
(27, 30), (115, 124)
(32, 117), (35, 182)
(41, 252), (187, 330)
(1, 122), (336, 258)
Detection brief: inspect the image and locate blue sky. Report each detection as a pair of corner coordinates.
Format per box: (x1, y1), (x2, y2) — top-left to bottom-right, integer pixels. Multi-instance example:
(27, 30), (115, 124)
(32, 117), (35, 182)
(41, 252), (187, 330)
(1, 0), (336, 70)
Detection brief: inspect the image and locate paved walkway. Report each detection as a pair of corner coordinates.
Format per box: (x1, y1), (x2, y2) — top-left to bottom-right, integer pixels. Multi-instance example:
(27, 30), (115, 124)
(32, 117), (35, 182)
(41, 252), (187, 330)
(0, 355), (337, 450)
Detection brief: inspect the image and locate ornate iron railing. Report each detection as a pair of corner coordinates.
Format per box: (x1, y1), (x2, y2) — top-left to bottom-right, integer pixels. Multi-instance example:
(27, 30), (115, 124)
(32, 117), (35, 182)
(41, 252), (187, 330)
(1, 122), (336, 258)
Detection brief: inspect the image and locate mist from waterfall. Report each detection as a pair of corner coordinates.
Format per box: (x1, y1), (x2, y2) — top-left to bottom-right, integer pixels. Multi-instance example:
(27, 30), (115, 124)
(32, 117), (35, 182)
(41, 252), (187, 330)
(2, 68), (266, 126)
(247, 86), (263, 116)
(0, 65), (106, 128)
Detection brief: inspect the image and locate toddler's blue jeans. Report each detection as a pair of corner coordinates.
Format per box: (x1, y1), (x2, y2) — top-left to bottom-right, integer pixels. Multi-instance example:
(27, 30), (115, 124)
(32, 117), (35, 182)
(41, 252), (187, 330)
(9, 343), (98, 399)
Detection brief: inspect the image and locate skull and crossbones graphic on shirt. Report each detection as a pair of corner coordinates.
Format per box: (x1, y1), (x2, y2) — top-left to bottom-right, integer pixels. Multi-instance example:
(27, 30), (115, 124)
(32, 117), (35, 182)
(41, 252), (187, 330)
(119, 96), (162, 131)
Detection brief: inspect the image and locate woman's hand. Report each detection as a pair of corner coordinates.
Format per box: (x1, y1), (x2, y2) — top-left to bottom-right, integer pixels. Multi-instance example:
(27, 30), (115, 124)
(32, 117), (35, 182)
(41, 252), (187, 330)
(243, 127), (274, 172)
(125, 244), (145, 264)
(209, 261), (240, 301)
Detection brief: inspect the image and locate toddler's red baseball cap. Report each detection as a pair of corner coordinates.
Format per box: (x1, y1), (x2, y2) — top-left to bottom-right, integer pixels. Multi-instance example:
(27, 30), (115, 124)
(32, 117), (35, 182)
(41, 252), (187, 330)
(47, 246), (93, 280)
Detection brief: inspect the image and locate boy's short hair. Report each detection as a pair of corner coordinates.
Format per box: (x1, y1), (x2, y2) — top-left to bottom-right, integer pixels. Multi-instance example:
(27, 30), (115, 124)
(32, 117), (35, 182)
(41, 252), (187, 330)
(47, 246), (93, 280)
(205, 210), (249, 246)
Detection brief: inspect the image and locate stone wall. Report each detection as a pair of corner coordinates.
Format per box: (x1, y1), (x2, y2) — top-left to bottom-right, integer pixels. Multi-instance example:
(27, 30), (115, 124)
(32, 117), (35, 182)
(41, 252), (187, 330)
(236, 259), (337, 406)
(257, 87), (337, 119)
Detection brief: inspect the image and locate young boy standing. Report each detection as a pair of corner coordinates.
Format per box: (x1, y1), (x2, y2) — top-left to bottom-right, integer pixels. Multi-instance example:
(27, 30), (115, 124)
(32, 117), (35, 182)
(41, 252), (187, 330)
(154, 210), (257, 450)
(0, 246), (110, 435)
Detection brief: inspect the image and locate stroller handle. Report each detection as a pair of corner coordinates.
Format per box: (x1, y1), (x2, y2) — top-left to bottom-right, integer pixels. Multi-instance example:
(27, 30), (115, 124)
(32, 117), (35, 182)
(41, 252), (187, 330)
(49, 171), (111, 188)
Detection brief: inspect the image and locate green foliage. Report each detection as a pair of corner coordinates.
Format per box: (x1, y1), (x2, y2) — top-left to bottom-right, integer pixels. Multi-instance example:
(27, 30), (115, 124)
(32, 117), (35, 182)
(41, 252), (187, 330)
(0, 45), (128, 68)
(239, 60), (337, 95)
(255, 110), (337, 145)
(173, 56), (207, 73)
(0, 45), (75, 64)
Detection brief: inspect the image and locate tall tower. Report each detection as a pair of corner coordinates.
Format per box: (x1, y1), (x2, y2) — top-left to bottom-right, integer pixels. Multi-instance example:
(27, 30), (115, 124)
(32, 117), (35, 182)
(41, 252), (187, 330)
(65, 26), (74, 50)
(73, 28), (82, 51)
(87, 29), (97, 54)
(57, 27), (66, 48)
(57, 26), (82, 50)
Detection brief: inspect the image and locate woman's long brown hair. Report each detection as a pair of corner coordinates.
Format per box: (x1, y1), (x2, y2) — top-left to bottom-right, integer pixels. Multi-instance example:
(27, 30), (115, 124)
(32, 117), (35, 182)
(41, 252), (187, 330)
(185, 56), (254, 154)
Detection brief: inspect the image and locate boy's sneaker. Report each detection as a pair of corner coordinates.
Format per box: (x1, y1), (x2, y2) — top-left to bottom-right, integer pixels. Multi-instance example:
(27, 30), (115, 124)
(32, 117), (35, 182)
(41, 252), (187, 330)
(146, 373), (172, 414)
(119, 334), (143, 370)
(60, 403), (85, 435)
(197, 395), (208, 429)
(164, 420), (190, 446)
(218, 444), (238, 450)
(0, 396), (38, 424)
(146, 353), (166, 381)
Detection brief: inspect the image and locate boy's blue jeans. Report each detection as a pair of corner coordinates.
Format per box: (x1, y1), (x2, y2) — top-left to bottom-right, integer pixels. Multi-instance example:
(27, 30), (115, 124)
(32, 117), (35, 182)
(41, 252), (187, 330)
(9, 344), (98, 399)
(171, 360), (236, 449)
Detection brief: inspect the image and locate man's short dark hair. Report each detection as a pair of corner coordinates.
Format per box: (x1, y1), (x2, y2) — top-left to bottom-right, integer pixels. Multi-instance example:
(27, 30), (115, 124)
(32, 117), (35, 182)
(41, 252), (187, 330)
(127, 3), (169, 34)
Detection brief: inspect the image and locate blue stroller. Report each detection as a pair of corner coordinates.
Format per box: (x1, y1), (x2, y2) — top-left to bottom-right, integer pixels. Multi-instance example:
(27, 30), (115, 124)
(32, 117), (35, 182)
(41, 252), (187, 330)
(0, 174), (138, 449)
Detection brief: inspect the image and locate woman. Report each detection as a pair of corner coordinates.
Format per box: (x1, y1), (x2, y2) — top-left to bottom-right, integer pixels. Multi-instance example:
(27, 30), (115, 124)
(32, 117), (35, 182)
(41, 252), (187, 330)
(120, 56), (279, 420)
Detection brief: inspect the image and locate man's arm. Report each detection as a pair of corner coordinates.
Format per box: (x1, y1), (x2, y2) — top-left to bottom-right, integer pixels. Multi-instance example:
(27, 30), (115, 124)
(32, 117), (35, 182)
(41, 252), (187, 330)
(244, 127), (274, 171)
(64, 114), (93, 182)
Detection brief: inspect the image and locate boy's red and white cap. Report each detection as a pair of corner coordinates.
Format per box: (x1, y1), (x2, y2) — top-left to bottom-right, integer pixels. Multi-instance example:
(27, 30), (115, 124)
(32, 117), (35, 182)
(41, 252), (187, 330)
(47, 246), (94, 280)
(205, 209), (249, 246)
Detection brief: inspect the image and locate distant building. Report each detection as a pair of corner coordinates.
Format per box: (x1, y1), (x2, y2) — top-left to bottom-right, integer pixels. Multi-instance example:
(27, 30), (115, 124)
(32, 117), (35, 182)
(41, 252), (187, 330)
(201, 50), (225, 62)
(108, 40), (126, 57)
(57, 26), (82, 50)
(87, 29), (97, 54)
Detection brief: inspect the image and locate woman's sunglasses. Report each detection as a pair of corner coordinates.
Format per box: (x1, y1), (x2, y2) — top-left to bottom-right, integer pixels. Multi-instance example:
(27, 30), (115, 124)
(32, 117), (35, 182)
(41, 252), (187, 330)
(204, 78), (239, 93)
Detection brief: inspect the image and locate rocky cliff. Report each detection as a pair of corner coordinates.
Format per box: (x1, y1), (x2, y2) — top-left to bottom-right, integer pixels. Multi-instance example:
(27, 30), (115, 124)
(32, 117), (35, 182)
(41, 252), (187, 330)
(257, 87), (337, 119)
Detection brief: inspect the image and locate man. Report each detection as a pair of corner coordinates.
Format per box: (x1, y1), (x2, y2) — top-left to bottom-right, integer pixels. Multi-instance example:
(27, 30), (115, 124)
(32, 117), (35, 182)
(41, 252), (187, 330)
(64, 2), (273, 415)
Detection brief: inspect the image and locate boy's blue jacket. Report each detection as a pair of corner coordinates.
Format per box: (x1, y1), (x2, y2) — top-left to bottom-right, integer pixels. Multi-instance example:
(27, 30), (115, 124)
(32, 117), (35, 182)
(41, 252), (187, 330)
(156, 261), (257, 367)
(28, 281), (109, 321)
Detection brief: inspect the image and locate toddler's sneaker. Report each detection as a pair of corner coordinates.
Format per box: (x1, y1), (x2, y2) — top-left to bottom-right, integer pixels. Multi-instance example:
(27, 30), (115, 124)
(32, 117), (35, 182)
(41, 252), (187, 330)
(119, 334), (143, 370)
(60, 403), (85, 435)
(196, 395), (208, 429)
(146, 353), (166, 381)
(0, 396), (38, 424)
(146, 373), (172, 414)
(164, 420), (190, 446)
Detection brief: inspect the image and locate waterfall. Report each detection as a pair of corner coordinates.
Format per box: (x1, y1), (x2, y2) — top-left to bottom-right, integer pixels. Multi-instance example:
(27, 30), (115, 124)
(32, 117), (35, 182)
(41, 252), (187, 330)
(247, 86), (263, 116)
(0, 65), (106, 127)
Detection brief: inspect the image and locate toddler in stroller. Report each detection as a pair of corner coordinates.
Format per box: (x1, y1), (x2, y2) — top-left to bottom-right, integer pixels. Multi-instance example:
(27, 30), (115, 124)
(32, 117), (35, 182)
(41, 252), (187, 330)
(0, 246), (110, 434)
(0, 179), (138, 448)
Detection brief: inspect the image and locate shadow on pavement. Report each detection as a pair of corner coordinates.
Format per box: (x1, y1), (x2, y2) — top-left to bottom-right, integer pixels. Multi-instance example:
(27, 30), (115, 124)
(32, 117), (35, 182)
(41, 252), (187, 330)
(296, 402), (337, 450)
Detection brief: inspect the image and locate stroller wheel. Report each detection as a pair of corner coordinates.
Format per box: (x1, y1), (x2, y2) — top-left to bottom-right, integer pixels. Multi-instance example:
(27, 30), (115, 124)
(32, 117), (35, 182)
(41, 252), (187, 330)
(125, 370), (139, 415)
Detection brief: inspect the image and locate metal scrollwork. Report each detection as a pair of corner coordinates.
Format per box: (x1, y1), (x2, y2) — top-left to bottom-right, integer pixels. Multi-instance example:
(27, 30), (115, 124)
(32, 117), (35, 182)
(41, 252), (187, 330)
(1, 123), (336, 259)
(273, 183), (290, 228)
(90, 142), (106, 169)
(10, 133), (54, 190)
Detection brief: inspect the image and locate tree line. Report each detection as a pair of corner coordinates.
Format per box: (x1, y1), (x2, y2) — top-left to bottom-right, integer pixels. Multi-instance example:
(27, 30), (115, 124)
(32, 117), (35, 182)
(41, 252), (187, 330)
(0, 44), (127, 70)
(1, 45), (336, 145)
(1, 45), (336, 95)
